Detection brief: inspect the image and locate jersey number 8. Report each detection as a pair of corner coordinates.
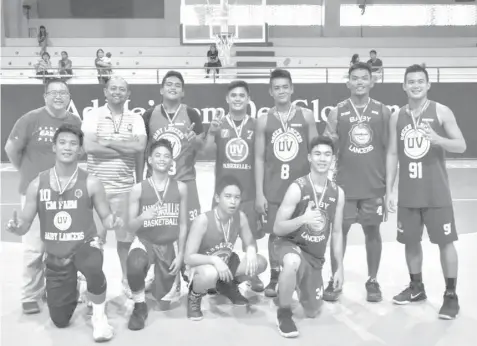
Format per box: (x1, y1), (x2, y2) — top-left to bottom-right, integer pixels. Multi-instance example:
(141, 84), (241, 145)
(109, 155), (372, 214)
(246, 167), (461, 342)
(281, 164), (290, 180)
(409, 162), (422, 179)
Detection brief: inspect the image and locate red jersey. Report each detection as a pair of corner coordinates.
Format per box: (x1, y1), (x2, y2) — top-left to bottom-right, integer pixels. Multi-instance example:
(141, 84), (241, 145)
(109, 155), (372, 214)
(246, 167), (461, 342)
(396, 101), (452, 207)
(214, 115), (255, 202)
(37, 168), (97, 258)
(283, 175), (339, 268)
(136, 178), (181, 245)
(264, 106), (310, 204)
(145, 104), (202, 181)
(335, 98), (389, 199)
(197, 210), (241, 265)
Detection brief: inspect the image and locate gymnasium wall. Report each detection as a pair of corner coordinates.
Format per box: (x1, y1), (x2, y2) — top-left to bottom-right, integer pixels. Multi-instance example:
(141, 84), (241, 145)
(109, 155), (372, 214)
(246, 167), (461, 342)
(2, 83), (476, 161)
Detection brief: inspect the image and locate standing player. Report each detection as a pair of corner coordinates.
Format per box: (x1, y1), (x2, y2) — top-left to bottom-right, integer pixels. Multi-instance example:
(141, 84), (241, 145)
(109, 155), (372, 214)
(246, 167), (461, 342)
(255, 69), (319, 297)
(386, 64), (466, 319)
(82, 76), (147, 297)
(6, 124), (120, 342)
(322, 62), (391, 302)
(203, 80), (264, 292)
(184, 175), (268, 321)
(126, 139), (188, 331)
(4, 79), (82, 314)
(273, 136), (344, 338)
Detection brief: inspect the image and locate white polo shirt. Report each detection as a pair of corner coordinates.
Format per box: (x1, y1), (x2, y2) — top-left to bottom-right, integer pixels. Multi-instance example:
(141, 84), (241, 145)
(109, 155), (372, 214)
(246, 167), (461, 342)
(81, 104), (146, 194)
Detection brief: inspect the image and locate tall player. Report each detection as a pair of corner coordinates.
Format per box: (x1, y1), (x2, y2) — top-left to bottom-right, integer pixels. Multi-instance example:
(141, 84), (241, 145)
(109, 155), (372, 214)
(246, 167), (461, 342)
(204, 80), (264, 292)
(142, 71), (205, 294)
(386, 64), (466, 319)
(255, 69), (319, 297)
(126, 139), (188, 330)
(6, 124), (119, 342)
(322, 62), (391, 302)
(273, 136), (344, 338)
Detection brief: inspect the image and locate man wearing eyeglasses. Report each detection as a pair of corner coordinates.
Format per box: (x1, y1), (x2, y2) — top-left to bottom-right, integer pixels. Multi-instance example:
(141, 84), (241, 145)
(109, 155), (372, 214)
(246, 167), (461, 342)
(4, 79), (82, 315)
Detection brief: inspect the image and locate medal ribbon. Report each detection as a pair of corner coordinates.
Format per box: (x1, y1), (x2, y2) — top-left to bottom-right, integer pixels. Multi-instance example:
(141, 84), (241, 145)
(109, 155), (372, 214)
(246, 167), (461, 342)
(149, 177), (170, 207)
(348, 97), (371, 123)
(407, 100), (430, 130)
(161, 104), (182, 125)
(53, 165), (79, 196)
(214, 208), (231, 244)
(277, 105), (293, 132)
(225, 114), (249, 138)
(308, 173), (328, 211)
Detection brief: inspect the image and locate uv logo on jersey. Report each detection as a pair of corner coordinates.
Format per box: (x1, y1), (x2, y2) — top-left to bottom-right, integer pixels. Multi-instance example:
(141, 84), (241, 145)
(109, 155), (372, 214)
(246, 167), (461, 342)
(225, 138), (249, 163)
(271, 128), (304, 162)
(401, 125), (430, 160)
(348, 123), (374, 154)
(206, 242), (234, 264)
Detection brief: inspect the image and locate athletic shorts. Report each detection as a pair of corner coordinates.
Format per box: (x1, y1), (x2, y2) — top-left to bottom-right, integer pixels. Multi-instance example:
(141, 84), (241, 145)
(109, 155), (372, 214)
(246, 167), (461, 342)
(184, 252), (241, 284)
(129, 237), (177, 301)
(274, 238), (324, 315)
(184, 180), (201, 227)
(397, 206), (458, 245)
(262, 203), (280, 234)
(212, 198), (263, 239)
(344, 197), (385, 226)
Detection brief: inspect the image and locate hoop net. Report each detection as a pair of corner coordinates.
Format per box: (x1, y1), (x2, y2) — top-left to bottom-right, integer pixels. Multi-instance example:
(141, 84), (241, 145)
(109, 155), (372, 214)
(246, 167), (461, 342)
(214, 32), (234, 66)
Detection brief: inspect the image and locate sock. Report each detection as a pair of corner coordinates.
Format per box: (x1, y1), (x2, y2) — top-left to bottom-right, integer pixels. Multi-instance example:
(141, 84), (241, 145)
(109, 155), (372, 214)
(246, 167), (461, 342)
(410, 273), (422, 283)
(132, 290), (145, 303)
(270, 269), (280, 281)
(445, 278), (457, 292)
(92, 301), (106, 318)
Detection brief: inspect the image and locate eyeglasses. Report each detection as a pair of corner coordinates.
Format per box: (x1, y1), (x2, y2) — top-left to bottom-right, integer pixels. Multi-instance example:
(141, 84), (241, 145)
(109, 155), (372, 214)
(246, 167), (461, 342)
(46, 91), (70, 97)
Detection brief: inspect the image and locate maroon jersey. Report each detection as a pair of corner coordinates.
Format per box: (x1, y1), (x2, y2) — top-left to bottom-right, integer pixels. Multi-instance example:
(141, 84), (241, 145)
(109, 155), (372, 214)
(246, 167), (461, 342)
(215, 115), (255, 202)
(264, 106), (310, 204)
(396, 101), (452, 207)
(283, 175), (339, 267)
(197, 210), (241, 264)
(37, 168), (97, 258)
(335, 98), (388, 199)
(136, 178), (181, 245)
(146, 104), (201, 181)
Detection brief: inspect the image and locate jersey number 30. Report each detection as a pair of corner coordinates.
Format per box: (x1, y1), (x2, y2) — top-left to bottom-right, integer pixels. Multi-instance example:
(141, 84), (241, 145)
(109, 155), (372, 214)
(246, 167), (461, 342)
(409, 162), (422, 179)
(281, 164), (290, 179)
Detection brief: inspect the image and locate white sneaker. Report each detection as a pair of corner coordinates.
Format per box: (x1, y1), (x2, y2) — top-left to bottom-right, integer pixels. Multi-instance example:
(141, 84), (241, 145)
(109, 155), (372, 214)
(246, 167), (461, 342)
(92, 314), (114, 342)
(145, 265), (155, 292)
(160, 275), (181, 303)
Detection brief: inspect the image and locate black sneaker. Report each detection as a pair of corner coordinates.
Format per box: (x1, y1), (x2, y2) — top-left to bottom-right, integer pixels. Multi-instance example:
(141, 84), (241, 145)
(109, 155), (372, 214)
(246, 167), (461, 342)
(264, 270), (279, 298)
(323, 279), (342, 302)
(22, 301), (40, 315)
(276, 307), (299, 338)
(393, 282), (427, 305)
(249, 275), (265, 293)
(366, 278), (383, 302)
(217, 280), (249, 306)
(187, 287), (204, 321)
(438, 291), (459, 320)
(128, 302), (148, 331)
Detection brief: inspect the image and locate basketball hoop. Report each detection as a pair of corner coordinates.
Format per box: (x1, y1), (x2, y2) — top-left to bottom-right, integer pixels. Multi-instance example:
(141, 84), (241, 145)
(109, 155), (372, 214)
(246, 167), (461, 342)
(214, 32), (234, 66)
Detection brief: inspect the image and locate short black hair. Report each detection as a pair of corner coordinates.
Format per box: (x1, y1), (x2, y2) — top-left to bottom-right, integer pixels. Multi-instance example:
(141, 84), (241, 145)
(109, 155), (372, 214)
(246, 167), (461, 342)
(269, 68), (292, 85)
(404, 64), (429, 82)
(370, 50), (377, 55)
(149, 138), (173, 157)
(227, 80), (250, 95)
(215, 175), (242, 196)
(309, 136), (335, 155)
(162, 70), (185, 87)
(348, 62), (372, 77)
(44, 78), (70, 93)
(53, 124), (83, 146)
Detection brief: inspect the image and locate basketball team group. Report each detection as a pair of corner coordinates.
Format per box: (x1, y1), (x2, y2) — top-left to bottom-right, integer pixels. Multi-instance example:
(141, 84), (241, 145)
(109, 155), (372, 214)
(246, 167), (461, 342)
(4, 63), (467, 341)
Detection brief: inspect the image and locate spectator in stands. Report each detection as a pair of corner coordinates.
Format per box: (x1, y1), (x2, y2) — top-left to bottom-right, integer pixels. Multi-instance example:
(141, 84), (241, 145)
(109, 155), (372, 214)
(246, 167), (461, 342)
(58, 51), (73, 81)
(205, 44), (222, 78)
(37, 26), (48, 55)
(350, 54), (360, 66)
(367, 50), (383, 74)
(95, 49), (112, 84)
(35, 52), (52, 83)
